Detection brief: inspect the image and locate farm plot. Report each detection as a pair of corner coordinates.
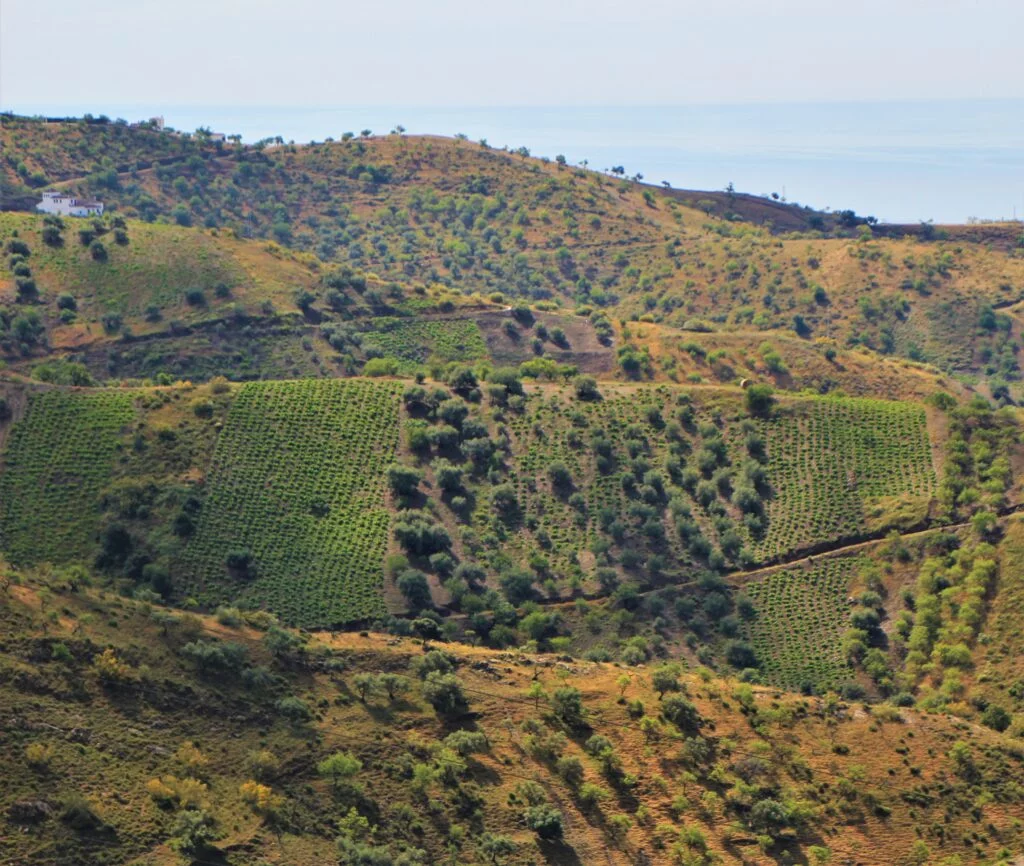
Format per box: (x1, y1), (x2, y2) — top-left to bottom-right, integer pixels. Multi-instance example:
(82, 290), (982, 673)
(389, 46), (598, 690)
(361, 318), (488, 372)
(750, 397), (935, 560)
(0, 389), (135, 565)
(741, 558), (861, 691)
(178, 379), (402, 626)
(497, 386), (730, 582)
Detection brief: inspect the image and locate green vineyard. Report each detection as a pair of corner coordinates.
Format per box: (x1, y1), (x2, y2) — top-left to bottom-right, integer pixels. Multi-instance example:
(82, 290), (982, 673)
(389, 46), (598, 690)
(750, 397), (936, 560)
(0, 388), (135, 565)
(361, 317), (488, 371)
(742, 558), (860, 691)
(177, 379), (403, 626)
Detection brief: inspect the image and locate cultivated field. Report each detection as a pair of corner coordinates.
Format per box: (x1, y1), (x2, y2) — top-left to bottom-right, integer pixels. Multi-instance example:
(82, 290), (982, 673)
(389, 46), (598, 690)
(0, 388), (135, 564)
(178, 379), (402, 626)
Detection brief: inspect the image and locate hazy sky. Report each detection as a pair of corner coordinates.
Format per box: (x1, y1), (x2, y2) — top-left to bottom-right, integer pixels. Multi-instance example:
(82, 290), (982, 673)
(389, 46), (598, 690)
(2, 0), (1021, 108)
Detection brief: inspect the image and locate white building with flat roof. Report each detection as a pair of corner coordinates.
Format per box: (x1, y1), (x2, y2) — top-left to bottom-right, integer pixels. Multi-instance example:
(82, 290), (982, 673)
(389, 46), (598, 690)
(36, 191), (104, 217)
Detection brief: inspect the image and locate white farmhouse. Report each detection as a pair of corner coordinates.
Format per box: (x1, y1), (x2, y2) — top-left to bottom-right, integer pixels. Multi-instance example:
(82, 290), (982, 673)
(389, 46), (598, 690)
(36, 191), (104, 218)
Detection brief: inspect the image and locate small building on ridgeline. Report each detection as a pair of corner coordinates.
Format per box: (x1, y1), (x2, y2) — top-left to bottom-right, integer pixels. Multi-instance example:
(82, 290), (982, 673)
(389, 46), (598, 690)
(36, 191), (104, 217)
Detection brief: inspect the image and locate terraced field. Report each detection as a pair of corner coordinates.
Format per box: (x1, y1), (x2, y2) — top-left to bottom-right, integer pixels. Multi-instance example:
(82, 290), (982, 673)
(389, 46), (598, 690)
(361, 317), (489, 372)
(0, 388), (135, 564)
(750, 397), (936, 560)
(742, 558), (861, 691)
(178, 379), (402, 626)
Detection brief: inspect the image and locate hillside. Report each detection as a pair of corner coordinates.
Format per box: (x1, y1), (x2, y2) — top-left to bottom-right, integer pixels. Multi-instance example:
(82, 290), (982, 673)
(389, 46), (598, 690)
(4, 118), (1024, 388)
(0, 211), (502, 383)
(1, 374), (1020, 697)
(0, 114), (225, 207)
(3, 113), (1024, 866)
(1, 210), (976, 404)
(2, 566), (1024, 866)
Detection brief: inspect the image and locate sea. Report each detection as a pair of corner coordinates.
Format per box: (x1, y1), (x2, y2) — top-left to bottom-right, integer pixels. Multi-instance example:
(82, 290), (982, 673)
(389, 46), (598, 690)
(4, 100), (1023, 225)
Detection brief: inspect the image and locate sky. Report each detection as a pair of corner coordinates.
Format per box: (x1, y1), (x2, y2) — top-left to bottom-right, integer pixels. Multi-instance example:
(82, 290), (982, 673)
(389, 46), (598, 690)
(2, 0), (1022, 108)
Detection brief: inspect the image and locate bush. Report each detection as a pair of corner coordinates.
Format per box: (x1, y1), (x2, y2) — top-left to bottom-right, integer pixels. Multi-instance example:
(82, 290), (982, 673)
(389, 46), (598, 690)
(443, 729), (489, 757)
(225, 548), (255, 577)
(393, 511), (451, 556)
(387, 464), (422, 497)
(573, 375), (600, 400)
(491, 484), (518, 514)
(364, 357), (399, 377)
(547, 461), (572, 489)
(59, 793), (105, 832)
(413, 649), (456, 679)
(433, 459), (464, 492)
(550, 686), (586, 730)
(181, 640), (248, 675)
(479, 833), (517, 862)
(246, 749), (281, 781)
(422, 671), (468, 717)
(500, 569), (535, 605)
(397, 569), (432, 611)
(748, 797), (790, 837)
(661, 695), (702, 733)
(170, 809), (219, 856)
(555, 755), (585, 786)
(317, 751), (362, 789)
(275, 696), (312, 722)
(981, 704), (1011, 732)
(523, 804), (564, 839)
(726, 639), (759, 669)
(578, 782), (610, 808)
(25, 741), (55, 771)
(745, 383), (775, 417)
(15, 277), (38, 302)
(215, 606), (243, 627)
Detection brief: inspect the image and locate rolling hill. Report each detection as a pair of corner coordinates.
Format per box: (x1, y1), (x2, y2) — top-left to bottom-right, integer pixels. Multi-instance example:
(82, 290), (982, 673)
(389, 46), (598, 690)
(2, 114), (1024, 866)
(4, 116), (1024, 388)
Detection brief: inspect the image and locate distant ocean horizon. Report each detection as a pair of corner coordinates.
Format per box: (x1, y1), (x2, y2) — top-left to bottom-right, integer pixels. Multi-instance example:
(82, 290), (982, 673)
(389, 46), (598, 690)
(5, 100), (1023, 225)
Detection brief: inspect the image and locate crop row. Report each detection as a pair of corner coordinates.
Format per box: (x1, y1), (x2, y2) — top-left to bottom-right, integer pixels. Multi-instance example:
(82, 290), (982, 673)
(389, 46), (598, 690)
(748, 397), (935, 559)
(0, 389), (136, 565)
(177, 378), (402, 627)
(361, 318), (488, 371)
(741, 558), (860, 691)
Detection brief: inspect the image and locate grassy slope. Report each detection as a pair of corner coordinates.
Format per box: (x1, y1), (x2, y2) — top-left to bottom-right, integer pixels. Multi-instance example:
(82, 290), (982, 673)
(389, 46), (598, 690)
(0, 213), (316, 326)
(1, 118), (1023, 863)
(1, 570), (1023, 866)
(125, 139), (1024, 375)
(4, 120), (1023, 383)
(0, 115), (222, 184)
(619, 320), (974, 403)
(1, 205), (966, 401)
(0, 212), (499, 382)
